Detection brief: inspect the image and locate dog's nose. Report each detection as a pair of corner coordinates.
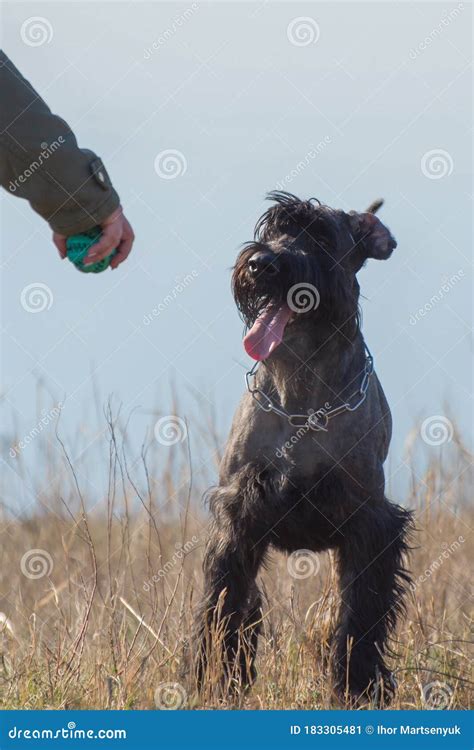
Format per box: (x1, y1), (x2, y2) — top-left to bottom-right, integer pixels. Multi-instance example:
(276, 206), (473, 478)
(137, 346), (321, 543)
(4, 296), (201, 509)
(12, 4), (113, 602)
(247, 251), (279, 276)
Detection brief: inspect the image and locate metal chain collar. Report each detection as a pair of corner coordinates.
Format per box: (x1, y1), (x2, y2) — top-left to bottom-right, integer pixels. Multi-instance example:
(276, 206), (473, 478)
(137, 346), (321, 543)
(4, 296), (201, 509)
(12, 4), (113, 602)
(245, 345), (374, 433)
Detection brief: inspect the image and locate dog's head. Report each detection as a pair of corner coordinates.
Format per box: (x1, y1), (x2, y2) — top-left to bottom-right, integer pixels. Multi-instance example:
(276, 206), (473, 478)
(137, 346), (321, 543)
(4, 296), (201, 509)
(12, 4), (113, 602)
(232, 191), (397, 361)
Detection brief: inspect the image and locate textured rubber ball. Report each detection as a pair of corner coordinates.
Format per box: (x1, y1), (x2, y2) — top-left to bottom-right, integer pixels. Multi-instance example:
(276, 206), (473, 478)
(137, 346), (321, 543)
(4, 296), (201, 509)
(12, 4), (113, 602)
(66, 227), (117, 273)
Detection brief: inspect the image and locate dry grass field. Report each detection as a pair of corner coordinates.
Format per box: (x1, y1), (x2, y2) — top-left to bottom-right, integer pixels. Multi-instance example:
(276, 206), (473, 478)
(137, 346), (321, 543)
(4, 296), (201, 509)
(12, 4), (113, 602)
(0, 406), (472, 711)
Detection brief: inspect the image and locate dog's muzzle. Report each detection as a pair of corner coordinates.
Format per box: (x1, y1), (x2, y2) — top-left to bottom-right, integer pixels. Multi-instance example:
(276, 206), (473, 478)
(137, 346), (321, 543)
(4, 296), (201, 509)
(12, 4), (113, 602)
(247, 250), (279, 277)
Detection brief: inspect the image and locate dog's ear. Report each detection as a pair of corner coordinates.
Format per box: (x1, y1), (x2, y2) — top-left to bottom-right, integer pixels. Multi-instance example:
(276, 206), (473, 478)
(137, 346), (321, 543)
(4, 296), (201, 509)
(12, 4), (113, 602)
(348, 211), (397, 266)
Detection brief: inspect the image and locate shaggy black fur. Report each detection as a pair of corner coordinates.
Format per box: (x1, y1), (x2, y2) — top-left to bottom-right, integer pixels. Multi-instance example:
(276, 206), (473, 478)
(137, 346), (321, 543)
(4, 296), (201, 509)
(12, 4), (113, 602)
(195, 192), (412, 706)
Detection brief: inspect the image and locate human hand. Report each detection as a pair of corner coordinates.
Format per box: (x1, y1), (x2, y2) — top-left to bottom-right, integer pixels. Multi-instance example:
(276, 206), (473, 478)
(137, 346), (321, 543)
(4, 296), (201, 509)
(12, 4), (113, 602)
(53, 206), (135, 269)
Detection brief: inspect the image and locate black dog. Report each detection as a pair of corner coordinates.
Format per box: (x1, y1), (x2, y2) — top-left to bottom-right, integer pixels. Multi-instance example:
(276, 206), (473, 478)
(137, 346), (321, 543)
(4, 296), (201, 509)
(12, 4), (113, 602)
(196, 192), (411, 705)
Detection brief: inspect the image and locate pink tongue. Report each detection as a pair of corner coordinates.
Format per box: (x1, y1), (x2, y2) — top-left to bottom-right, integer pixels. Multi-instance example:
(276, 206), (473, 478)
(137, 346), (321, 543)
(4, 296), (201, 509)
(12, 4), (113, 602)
(244, 304), (292, 361)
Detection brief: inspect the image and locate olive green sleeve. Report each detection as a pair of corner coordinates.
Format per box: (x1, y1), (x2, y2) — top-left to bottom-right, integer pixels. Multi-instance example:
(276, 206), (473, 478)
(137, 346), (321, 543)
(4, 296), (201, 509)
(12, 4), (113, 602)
(0, 50), (120, 235)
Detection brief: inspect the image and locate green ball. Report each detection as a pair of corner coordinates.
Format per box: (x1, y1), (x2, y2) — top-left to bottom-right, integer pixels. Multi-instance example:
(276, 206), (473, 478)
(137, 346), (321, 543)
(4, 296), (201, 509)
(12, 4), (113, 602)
(66, 227), (117, 273)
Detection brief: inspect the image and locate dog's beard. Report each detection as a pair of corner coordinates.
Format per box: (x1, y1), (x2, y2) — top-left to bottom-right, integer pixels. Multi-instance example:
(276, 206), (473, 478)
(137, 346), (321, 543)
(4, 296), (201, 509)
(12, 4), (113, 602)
(233, 249), (321, 362)
(232, 245), (360, 362)
(232, 267), (292, 362)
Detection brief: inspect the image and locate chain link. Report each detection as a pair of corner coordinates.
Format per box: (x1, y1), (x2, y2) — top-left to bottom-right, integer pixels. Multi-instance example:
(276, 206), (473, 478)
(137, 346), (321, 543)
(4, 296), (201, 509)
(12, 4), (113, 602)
(245, 345), (374, 433)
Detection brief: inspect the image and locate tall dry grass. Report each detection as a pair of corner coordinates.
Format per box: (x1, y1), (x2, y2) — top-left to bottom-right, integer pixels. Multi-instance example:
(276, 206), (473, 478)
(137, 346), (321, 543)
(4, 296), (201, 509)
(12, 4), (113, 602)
(0, 403), (472, 710)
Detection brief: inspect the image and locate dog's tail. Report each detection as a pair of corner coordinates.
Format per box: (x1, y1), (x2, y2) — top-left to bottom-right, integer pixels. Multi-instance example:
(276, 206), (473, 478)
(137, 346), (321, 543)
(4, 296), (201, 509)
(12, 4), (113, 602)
(366, 198), (384, 214)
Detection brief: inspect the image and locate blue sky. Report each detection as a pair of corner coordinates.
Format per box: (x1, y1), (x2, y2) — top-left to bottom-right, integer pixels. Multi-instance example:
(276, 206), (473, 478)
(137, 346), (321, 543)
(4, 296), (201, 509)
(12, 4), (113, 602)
(1, 1), (472, 506)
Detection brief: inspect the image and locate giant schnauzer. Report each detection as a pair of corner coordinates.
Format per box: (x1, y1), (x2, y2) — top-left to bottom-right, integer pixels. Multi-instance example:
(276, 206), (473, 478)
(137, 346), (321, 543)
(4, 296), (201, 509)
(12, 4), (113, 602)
(196, 192), (411, 706)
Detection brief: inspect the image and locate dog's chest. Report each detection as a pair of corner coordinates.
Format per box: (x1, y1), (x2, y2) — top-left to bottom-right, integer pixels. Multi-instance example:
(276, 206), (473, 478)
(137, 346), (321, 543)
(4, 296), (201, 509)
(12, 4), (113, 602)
(222, 391), (367, 479)
(269, 412), (360, 472)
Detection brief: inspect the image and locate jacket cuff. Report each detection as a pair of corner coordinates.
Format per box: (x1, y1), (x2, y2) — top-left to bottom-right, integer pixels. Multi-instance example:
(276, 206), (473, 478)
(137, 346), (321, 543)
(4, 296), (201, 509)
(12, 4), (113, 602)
(48, 188), (121, 235)
(47, 152), (121, 234)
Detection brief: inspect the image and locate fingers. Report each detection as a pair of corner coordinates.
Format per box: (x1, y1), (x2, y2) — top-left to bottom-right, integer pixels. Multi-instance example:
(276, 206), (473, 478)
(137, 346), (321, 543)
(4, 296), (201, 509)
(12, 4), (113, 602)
(84, 221), (122, 265)
(62, 207), (135, 269)
(53, 233), (67, 259)
(109, 217), (135, 269)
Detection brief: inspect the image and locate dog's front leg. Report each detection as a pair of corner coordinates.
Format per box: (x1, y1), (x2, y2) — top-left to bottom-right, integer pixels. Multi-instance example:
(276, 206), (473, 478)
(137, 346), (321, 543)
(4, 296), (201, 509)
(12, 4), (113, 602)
(332, 500), (412, 706)
(195, 489), (266, 698)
